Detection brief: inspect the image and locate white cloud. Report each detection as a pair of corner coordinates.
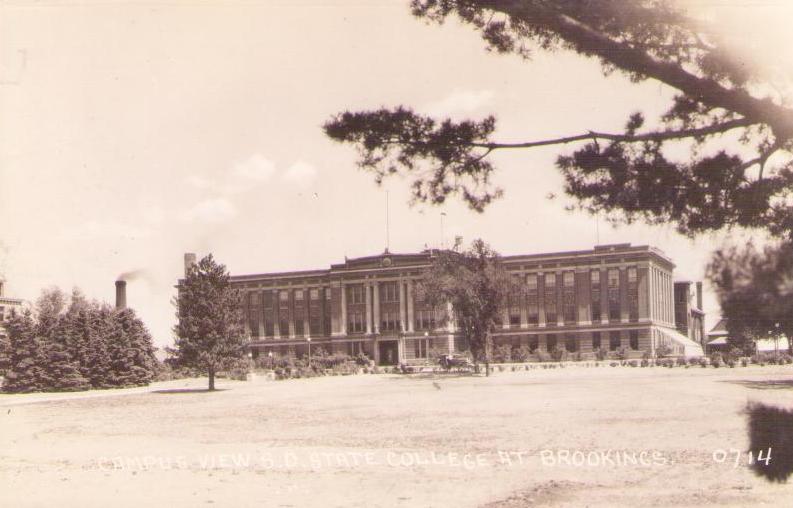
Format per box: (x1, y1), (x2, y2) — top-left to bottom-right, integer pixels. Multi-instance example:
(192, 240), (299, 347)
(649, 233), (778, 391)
(423, 89), (495, 118)
(233, 154), (276, 182)
(180, 198), (238, 224)
(282, 160), (318, 187)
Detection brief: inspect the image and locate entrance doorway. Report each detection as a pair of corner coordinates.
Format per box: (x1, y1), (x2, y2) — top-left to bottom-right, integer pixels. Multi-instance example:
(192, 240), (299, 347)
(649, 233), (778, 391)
(377, 340), (398, 366)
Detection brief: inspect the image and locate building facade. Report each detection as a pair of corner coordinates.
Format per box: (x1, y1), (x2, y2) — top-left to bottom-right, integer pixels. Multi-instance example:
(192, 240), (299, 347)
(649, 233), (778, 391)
(673, 281), (705, 346)
(187, 243), (703, 365)
(0, 279), (25, 341)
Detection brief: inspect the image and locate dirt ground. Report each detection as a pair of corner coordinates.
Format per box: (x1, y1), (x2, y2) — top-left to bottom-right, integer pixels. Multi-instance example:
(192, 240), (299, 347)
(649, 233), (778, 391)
(2, 365), (793, 507)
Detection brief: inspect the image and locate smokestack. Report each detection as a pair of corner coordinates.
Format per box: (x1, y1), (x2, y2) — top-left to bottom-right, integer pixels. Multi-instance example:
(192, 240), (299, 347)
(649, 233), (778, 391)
(696, 281), (703, 311)
(184, 253), (197, 277)
(115, 280), (127, 310)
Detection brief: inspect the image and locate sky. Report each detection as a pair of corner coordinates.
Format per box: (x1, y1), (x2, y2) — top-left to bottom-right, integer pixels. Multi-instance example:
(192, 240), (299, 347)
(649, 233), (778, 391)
(2, 0), (792, 348)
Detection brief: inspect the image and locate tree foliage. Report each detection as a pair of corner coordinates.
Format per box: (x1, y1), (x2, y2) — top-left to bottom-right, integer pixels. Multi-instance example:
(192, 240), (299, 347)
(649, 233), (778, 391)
(324, 0), (793, 238)
(171, 254), (247, 390)
(707, 242), (793, 354)
(417, 238), (515, 374)
(1, 288), (156, 393)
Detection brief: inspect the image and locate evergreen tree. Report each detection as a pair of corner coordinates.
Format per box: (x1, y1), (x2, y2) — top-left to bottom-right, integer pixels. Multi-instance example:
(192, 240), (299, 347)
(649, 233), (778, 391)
(1, 310), (47, 393)
(39, 337), (90, 392)
(106, 309), (156, 387)
(172, 254), (247, 390)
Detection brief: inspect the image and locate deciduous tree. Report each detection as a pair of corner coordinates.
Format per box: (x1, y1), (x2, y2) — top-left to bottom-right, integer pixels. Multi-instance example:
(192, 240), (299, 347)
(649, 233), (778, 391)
(417, 238), (514, 375)
(707, 242), (793, 355)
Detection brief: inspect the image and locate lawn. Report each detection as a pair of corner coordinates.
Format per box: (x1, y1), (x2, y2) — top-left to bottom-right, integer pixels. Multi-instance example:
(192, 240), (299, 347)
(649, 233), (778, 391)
(2, 365), (793, 507)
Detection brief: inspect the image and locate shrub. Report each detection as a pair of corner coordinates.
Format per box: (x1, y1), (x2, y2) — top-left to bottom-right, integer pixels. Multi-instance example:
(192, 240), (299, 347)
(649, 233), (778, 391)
(571, 351), (583, 362)
(493, 344), (512, 363)
(615, 347), (628, 361)
(628, 360), (638, 367)
(699, 357), (709, 368)
(536, 350), (552, 363)
(676, 356), (688, 367)
(609, 361), (618, 367)
(551, 347), (569, 362)
(594, 347), (608, 361)
(741, 358), (749, 367)
(656, 344), (672, 358)
(727, 347), (744, 362)
(640, 359), (649, 367)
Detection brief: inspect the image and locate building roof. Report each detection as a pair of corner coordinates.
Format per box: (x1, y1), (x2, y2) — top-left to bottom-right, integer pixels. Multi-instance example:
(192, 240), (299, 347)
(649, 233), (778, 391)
(708, 318), (729, 336)
(225, 243), (675, 285)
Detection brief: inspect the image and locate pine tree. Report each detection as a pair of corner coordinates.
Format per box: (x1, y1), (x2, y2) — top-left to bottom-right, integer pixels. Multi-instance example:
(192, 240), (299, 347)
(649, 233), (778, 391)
(173, 254), (247, 390)
(1, 310), (47, 393)
(39, 337), (90, 392)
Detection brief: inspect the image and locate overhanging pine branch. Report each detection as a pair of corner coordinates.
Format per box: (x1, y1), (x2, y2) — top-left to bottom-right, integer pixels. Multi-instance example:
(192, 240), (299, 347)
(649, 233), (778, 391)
(488, 0), (793, 140)
(470, 118), (752, 150)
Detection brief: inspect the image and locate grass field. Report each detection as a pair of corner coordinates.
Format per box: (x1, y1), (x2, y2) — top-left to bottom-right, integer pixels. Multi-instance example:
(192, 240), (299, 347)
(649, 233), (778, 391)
(2, 365), (793, 507)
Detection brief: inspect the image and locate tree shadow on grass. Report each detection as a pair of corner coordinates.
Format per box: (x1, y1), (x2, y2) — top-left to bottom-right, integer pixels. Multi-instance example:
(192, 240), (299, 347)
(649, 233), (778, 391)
(721, 379), (793, 390)
(151, 388), (229, 394)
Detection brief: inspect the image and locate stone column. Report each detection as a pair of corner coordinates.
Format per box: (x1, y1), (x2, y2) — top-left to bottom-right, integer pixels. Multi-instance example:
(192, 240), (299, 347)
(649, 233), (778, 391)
(407, 280), (415, 333)
(365, 283), (373, 335)
(538, 273), (546, 327)
(399, 281), (407, 332)
(340, 283), (347, 336)
(373, 281), (380, 334)
(502, 307), (510, 329)
(520, 277), (528, 328)
(446, 302), (455, 332)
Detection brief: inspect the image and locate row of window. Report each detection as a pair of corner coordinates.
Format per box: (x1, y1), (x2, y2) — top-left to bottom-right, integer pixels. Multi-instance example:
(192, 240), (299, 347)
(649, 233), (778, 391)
(506, 330), (641, 352)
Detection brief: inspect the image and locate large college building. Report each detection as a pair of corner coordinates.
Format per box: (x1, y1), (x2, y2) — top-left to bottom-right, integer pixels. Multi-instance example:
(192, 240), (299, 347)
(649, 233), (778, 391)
(184, 243), (703, 365)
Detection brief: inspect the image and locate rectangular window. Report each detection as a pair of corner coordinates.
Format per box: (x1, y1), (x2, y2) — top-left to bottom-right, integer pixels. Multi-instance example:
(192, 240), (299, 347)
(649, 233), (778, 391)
(348, 311), (365, 333)
(591, 270), (601, 322)
(628, 267), (639, 321)
(295, 290), (304, 301)
(629, 330), (639, 350)
(347, 285), (365, 305)
(248, 292), (260, 338)
(415, 338), (429, 358)
(415, 309), (436, 330)
(563, 271), (576, 323)
(279, 290), (289, 302)
(565, 333), (577, 352)
(609, 331), (621, 351)
(279, 317), (290, 337)
(544, 274), (557, 324)
(380, 282), (399, 303)
(347, 341), (364, 356)
(509, 307), (521, 326)
(608, 269), (620, 320)
(294, 319), (304, 336)
(526, 274), (539, 325)
(310, 288), (319, 300)
(546, 334), (557, 352)
(592, 332), (601, 350)
(381, 310), (400, 331)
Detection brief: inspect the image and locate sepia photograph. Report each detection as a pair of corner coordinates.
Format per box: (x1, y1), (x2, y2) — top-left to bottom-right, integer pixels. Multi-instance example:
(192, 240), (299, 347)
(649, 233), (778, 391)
(2, 1), (793, 506)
